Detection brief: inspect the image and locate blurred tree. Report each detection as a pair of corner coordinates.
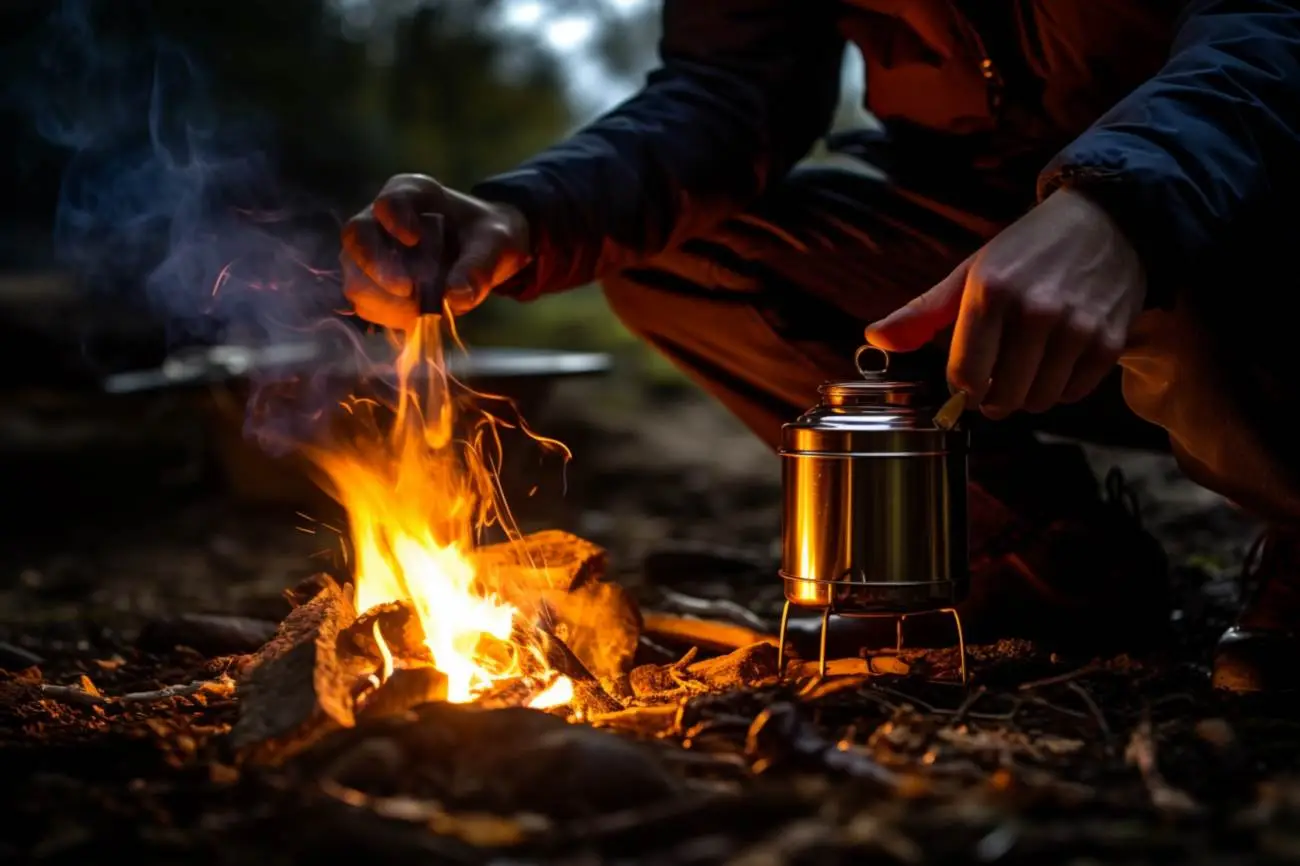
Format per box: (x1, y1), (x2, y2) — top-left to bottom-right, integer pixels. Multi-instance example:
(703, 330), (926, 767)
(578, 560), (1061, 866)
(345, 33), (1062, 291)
(385, 5), (570, 188)
(0, 0), (576, 257)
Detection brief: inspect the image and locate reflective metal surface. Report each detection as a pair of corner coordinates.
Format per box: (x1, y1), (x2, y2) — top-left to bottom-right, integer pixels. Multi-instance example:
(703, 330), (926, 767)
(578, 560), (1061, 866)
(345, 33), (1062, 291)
(779, 347), (969, 614)
(101, 340), (612, 395)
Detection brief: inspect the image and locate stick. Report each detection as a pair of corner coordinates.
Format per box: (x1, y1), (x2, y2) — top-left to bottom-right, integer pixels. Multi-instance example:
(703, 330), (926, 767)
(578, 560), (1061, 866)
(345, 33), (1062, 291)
(641, 612), (777, 653)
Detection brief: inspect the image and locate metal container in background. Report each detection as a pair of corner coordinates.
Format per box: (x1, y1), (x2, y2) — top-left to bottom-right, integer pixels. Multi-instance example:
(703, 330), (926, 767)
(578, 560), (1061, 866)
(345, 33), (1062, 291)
(777, 346), (971, 681)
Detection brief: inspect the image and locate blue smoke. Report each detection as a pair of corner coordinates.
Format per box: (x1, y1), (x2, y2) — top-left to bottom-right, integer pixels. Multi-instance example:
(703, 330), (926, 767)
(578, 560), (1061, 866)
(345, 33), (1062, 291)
(14, 0), (360, 451)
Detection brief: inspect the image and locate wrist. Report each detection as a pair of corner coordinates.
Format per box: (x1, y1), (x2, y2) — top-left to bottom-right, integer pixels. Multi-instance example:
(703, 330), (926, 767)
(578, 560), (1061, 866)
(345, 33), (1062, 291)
(490, 202), (532, 258)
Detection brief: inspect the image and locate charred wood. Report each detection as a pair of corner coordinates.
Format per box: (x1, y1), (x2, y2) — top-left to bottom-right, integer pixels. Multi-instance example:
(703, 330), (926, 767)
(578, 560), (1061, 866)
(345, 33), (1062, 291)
(356, 666), (449, 722)
(473, 530), (607, 596)
(342, 601), (432, 665)
(231, 575), (365, 764)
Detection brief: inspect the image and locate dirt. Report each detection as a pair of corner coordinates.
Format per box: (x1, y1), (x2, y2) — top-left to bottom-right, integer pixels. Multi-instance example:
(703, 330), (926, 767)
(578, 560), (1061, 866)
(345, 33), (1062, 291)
(1, 375), (1293, 866)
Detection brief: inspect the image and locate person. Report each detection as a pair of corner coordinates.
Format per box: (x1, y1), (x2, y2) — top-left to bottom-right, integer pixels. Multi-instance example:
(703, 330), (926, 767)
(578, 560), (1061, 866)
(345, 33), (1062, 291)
(340, 1), (1300, 692)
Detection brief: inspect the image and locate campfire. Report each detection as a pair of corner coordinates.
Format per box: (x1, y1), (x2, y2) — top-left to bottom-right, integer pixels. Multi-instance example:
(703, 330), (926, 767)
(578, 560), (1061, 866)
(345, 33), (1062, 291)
(231, 316), (658, 758)
(14, 307), (1253, 864)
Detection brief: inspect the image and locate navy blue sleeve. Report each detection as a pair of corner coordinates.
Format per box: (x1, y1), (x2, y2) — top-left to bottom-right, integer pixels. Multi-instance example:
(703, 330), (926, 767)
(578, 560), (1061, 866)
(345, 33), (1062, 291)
(1039, 0), (1300, 306)
(471, 0), (844, 300)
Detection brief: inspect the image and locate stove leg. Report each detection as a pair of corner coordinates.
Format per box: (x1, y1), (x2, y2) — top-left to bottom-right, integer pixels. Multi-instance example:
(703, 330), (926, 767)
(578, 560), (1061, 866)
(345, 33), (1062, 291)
(941, 607), (969, 687)
(818, 606), (831, 678)
(777, 600), (791, 678)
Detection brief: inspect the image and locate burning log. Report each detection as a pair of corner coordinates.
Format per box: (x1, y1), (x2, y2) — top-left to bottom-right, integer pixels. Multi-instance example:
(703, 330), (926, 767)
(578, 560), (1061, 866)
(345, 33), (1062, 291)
(231, 575), (365, 763)
(541, 581), (642, 681)
(480, 530), (640, 681)
(356, 666), (448, 722)
(341, 602), (432, 664)
(532, 616), (623, 716)
(473, 529), (608, 594)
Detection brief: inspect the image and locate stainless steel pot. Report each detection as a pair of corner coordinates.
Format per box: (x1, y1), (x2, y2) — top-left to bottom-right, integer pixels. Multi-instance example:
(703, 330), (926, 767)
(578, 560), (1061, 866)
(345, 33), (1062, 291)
(779, 346), (969, 614)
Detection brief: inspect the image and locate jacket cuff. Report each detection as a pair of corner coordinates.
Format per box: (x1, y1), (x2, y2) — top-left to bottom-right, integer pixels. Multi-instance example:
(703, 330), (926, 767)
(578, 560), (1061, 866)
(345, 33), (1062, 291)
(1038, 130), (1184, 310)
(470, 170), (550, 302)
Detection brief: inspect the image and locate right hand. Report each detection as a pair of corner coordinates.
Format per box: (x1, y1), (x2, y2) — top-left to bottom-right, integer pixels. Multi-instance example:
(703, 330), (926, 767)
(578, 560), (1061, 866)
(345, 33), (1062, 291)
(340, 173), (531, 330)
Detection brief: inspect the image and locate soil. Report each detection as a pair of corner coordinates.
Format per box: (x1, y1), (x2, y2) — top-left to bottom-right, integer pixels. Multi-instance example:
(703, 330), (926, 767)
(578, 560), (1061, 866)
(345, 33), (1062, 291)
(2, 373), (1295, 866)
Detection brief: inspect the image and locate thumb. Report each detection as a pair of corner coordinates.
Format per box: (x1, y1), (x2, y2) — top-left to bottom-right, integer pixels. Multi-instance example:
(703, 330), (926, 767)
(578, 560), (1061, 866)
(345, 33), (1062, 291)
(865, 256), (972, 352)
(444, 230), (507, 315)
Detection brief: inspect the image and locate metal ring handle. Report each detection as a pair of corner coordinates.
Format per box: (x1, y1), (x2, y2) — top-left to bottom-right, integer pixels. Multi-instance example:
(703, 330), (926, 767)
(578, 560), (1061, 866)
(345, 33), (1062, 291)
(854, 345), (890, 378)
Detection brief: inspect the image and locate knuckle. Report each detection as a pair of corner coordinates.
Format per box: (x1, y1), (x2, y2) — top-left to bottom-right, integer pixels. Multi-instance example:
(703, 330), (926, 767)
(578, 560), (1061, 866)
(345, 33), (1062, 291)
(1062, 311), (1101, 340)
(386, 172), (436, 191)
(1092, 329), (1127, 358)
(481, 220), (513, 245)
(975, 277), (1015, 310)
(1016, 295), (1063, 325)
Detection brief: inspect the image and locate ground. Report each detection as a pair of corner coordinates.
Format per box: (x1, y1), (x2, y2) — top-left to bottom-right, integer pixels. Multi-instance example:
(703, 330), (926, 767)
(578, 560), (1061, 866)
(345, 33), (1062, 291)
(2, 368), (1299, 866)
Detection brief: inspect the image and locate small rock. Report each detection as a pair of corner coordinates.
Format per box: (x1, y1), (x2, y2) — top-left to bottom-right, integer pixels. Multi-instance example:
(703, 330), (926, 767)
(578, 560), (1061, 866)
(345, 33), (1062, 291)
(137, 613), (278, 656)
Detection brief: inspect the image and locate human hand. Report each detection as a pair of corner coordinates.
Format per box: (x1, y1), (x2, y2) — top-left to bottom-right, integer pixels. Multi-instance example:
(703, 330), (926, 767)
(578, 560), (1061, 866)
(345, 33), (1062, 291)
(340, 174), (532, 330)
(865, 189), (1147, 418)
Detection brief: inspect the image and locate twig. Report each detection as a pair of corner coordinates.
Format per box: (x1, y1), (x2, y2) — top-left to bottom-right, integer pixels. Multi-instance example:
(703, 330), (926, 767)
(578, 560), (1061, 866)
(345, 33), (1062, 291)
(871, 685), (1022, 721)
(1125, 711), (1202, 815)
(1067, 681), (1112, 740)
(39, 684), (107, 706)
(41, 676), (235, 707)
(1024, 695), (1090, 721)
(948, 685), (988, 727)
(1017, 663), (1099, 691)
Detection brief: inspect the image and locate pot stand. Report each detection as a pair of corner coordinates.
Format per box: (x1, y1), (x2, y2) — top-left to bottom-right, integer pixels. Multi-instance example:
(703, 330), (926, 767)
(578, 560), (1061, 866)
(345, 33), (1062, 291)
(776, 598), (969, 687)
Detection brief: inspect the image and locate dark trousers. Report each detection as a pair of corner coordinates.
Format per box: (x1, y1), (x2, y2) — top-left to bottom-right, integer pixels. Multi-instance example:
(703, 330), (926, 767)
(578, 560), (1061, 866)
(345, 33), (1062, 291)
(601, 157), (1300, 525)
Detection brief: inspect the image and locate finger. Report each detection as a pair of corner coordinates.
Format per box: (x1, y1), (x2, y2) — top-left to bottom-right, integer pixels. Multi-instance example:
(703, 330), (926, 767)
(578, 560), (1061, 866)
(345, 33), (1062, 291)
(1060, 329), (1125, 403)
(371, 174), (441, 247)
(946, 269), (1005, 404)
(1021, 315), (1095, 413)
(345, 284), (419, 331)
(341, 214), (413, 299)
(980, 307), (1053, 419)
(865, 256), (972, 352)
(341, 258), (419, 330)
(445, 228), (509, 315)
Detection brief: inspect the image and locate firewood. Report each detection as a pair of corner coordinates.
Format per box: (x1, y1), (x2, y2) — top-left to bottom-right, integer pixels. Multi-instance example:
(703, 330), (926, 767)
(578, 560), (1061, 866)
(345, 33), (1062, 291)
(630, 643), (779, 698)
(788, 656), (911, 679)
(341, 601), (432, 665)
(473, 530), (607, 597)
(475, 531), (636, 680)
(231, 576), (366, 764)
(641, 611), (777, 654)
(529, 617), (623, 715)
(346, 532), (632, 679)
(356, 666), (448, 722)
(541, 580), (642, 680)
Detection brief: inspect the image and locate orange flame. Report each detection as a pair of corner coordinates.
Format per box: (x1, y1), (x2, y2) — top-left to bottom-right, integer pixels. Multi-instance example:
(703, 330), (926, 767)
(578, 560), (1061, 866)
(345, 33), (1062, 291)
(304, 315), (571, 707)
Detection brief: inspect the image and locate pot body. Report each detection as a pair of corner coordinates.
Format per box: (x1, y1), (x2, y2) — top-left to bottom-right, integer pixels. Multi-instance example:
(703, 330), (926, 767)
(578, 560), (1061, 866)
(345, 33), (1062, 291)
(780, 351), (969, 613)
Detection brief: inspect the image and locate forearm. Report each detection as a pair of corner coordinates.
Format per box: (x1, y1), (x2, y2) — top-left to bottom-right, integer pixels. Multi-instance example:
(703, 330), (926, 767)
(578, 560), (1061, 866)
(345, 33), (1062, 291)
(1039, 0), (1300, 306)
(473, 0), (843, 300)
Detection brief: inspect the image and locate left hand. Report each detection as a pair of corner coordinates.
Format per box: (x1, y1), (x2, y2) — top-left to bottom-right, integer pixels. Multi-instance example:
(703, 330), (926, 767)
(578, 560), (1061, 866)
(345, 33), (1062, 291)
(865, 188), (1147, 418)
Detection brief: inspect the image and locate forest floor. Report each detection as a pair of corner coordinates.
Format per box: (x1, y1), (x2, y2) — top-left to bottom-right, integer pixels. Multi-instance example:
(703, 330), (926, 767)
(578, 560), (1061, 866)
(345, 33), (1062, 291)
(3, 367), (1299, 866)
